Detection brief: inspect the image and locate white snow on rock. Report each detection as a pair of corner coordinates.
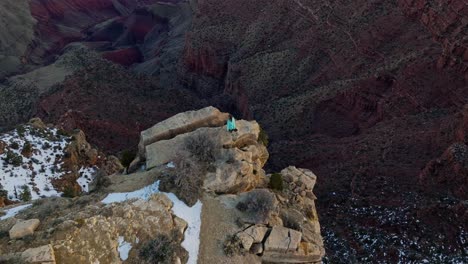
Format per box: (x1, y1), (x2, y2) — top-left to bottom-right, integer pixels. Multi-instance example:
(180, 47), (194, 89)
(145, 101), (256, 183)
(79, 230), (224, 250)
(101, 181), (203, 264)
(101, 181), (160, 204)
(164, 192), (202, 264)
(0, 125), (71, 200)
(117, 236), (132, 261)
(0, 204), (32, 220)
(77, 166), (97, 192)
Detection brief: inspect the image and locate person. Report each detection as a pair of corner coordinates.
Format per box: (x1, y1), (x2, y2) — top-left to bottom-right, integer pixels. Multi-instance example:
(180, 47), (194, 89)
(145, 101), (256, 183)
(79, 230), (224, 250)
(226, 115), (237, 132)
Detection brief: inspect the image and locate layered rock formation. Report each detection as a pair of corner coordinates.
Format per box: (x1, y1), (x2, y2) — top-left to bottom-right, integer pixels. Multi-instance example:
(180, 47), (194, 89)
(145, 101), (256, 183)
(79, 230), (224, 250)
(0, 107), (325, 263)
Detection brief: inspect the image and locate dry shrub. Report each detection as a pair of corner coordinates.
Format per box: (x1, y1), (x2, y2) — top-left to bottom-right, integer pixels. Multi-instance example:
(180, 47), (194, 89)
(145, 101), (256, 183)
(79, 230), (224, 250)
(184, 133), (216, 164)
(159, 156), (204, 206)
(236, 189), (276, 223)
(139, 232), (188, 264)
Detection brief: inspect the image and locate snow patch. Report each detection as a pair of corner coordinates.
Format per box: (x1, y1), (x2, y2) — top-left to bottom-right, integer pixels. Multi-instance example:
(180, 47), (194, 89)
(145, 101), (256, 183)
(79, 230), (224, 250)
(101, 181), (160, 204)
(164, 192), (202, 264)
(0, 126), (70, 200)
(77, 166), (97, 192)
(0, 204), (32, 220)
(117, 236), (132, 261)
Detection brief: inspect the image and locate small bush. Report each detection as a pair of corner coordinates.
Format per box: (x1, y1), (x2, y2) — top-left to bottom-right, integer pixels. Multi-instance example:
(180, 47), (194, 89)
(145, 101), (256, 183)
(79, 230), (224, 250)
(258, 126), (269, 147)
(139, 233), (187, 264)
(16, 126), (26, 137)
(19, 185), (32, 202)
(120, 149), (136, 168)
(9, 142), (19, 150)
(56, 129), (69, 137)
(223, 235), (246, 256)
(269, 173), (283, 191)
(3, 151), (23, 166)
(0, 189), (7, 199)
(62, 185), (80, 198)
(184, 133), (216, 163)
(159, 157), (203, 206)
(21, 142), (32, 157)
(236, 189), (276, 223)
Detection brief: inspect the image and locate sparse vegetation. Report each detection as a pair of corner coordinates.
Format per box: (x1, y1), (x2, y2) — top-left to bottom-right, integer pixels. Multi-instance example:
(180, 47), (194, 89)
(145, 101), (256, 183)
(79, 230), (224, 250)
(159, 157), (203, 206)
(21, 141), (32, 157)
(258, 126), (269, 147)
(0, 188), (7, 199)
(223, 234), (246, 256)
(269, 173), (284, 191)
(9, 142), (19, 150)
(62, 185), (80, 198)
(19, 185), (32, 202)
(184, 133), (216, 163)
(120, 149), (136, 168)
(139, 233), (187, 264)
(3, 150), (23, 166)
(236, 189), (276, 223)
(16, 126), (26, 137)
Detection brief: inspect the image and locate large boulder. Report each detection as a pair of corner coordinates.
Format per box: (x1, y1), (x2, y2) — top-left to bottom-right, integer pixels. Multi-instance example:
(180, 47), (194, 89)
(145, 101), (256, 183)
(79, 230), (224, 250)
(264, 226), (302, 252)
(145, 119), (266, 193)
(280, 166), (317, 191)
(138, 106), (229, 159)
(9, 219), (40, 239)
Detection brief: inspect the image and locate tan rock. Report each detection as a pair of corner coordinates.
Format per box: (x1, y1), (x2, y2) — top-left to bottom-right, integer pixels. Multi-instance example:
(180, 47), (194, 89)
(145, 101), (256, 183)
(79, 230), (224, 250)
(138, 106), (229, 158)
(244, 225), (268, 243)
(9, 219), (40, 239)
(53, 193), (183, 264)
(22, 244), (56, 263)
(103, 155), (124, 175)
(28, 118), (47, 130)
(236, 231), (254, 250)
(281, 166), (317, 191)
(264, 226), (302, 252)
(250, 243), (263, 255)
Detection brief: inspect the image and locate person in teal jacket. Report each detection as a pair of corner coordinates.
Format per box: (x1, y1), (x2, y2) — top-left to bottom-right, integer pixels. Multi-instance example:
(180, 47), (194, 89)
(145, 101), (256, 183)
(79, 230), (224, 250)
(227, 115), (237, 132)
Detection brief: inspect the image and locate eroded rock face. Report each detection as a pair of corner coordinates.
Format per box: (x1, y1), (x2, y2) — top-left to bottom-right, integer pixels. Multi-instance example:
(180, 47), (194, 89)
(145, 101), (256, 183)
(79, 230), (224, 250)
(51, 194), (186, 264)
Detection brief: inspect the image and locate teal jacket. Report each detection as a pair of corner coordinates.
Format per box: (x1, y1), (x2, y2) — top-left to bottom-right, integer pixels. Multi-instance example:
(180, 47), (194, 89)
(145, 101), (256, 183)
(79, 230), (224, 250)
(227, 117), (236, 131)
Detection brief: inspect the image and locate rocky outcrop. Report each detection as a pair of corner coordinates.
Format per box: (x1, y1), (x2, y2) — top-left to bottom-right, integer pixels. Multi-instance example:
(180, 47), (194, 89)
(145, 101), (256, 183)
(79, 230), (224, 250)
(231, 166), (324, 263)
(137, 106), (229, 161)
(420, 143), (468, 199)
(135, 107), (267, 195)
(398, 0), (468, 78)
(0, 108), (324, 263)
(0, 244), (56, 264)
(53, 194), (187, 263)
(0, 193), (187, 264)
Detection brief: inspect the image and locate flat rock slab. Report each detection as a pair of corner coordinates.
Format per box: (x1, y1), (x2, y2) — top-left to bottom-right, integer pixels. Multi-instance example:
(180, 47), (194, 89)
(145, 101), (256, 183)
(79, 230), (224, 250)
(9, 219), (40, 239)
(22, 244), (56, 263)
(139, 106), (229, 157)
(264, 226), (302, 253)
